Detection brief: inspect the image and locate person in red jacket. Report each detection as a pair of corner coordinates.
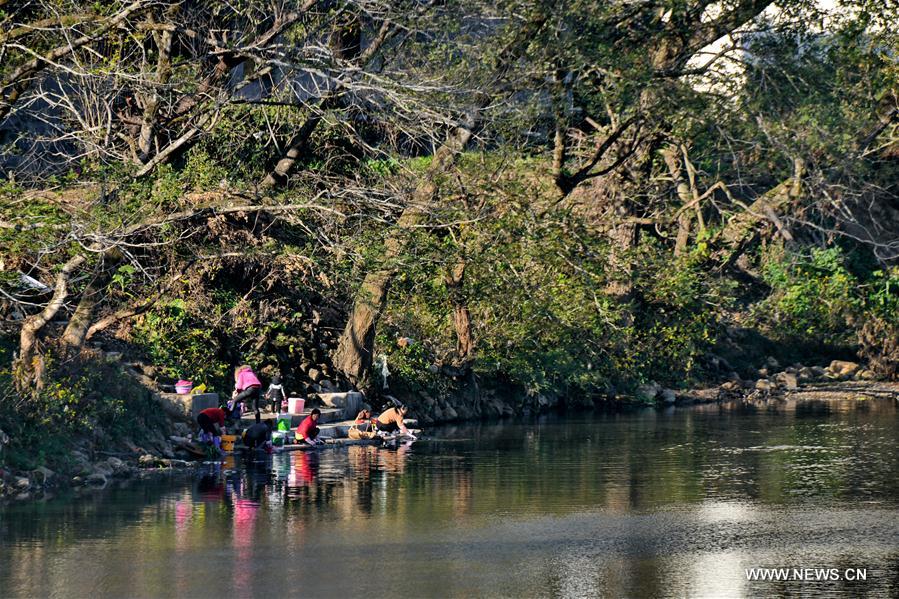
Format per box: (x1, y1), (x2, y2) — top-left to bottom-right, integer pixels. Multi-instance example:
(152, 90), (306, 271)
(295, 408), (324, 446)
(196, 407), (226, 454)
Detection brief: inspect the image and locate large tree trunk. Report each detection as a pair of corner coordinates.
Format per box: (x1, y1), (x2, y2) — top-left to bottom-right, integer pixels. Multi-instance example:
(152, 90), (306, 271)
(445, 261), (474, 363)
(333, 124), (474, 383)
(14, 254), (86, 389)
(662, 145), (696, 257)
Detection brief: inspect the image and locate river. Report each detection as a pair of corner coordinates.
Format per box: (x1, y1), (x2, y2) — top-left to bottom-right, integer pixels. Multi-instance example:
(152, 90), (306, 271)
(1, 397), (897, 598)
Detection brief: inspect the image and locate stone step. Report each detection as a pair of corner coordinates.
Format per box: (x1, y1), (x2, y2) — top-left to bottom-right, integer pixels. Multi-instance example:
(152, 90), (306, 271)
(240, 407), (343, 426)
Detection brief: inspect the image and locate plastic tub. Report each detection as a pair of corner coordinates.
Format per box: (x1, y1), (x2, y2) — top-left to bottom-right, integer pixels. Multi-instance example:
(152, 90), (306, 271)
(276, 413), (292, 431)
(175, 380), (193, 394)
(220, 434), (237, 452)
(287, 397), (305, 414)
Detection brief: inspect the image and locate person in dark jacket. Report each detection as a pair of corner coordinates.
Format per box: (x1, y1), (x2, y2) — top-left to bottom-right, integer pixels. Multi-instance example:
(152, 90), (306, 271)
(242, 416), (274, 451)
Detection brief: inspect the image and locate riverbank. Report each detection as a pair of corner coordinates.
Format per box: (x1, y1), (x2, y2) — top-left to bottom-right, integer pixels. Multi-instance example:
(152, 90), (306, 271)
(3, 356), (896, 504)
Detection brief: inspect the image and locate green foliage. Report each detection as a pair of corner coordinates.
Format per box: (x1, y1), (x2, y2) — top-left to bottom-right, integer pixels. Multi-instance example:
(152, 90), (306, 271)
(133, 299), (229, 390)
(757, 247), (862, 344)
(0, 349), (168, 471)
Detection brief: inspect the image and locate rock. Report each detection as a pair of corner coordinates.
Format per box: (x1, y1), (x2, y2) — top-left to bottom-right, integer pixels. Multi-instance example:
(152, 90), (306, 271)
(307, 368), (323, 382)
(427, 364), (439, 374)
(720, 381), (741, 394)
(661, 389), (677, 403)
(71, 476), (84, 486)
(14, 476), (31, 491)
(104, 457), (133, 477)
(138, 454), (165, 468)
(775, 372), (799, 390)
(755, 379), (773, 392)
(173, 422), (190, 436)
(636, 382), (661, 402)
(857, 369), (877, 380)
(828, 360), (860, 378)
(85, 472), (107, 486)
(432, 406), (443, 421)
(29, 466), (55, 486)
(798, 367), (816, 381)
(810, 366), (827, 377)
(758, 367), (769, 377)
(91, 463), (113, 478)
(443, 405), (458, 420)
(104, 351), (123, 363)
(319, 379), (337, 393)
(766, 356), (780, 369)
(537, 394), (551, 407)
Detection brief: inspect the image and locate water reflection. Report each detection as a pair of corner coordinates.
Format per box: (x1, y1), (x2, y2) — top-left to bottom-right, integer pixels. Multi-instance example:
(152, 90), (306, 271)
(0, 398), (897, 597)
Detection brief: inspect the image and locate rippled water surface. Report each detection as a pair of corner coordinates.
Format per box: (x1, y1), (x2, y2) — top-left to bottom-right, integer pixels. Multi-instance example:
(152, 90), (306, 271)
(1, 398), (897, 598)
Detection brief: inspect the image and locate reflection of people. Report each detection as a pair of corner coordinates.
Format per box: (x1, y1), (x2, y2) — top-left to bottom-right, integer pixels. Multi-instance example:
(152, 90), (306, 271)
(231, 365), (262, 421)
(376, 405), (414, 438)
(242, 416), (273, 451)
(197, 407), (226, 453)
(295, 408), (324, 445)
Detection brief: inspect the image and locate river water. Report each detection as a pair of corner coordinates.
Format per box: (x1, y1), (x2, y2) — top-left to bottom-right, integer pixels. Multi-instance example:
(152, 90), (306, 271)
(1, 397), (897, 598)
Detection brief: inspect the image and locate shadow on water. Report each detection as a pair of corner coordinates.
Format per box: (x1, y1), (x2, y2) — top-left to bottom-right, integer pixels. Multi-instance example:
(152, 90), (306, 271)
(0, 397), (897, 597)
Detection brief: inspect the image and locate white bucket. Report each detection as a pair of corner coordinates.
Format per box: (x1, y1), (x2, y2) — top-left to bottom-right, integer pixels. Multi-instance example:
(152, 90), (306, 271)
(287, 397), (305, 414)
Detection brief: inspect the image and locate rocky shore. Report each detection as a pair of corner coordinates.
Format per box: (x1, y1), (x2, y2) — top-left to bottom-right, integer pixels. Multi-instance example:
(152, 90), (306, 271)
(2, 356), (896, 504)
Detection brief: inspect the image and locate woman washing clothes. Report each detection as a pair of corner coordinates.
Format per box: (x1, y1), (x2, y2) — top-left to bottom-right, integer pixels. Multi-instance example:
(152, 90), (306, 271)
(229, 365), (262, 422)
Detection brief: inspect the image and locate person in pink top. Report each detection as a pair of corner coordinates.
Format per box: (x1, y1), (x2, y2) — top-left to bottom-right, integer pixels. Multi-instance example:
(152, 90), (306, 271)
(230, 365), (262, 421)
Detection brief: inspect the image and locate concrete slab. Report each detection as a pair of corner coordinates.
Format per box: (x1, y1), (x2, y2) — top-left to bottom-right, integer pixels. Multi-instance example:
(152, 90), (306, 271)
(159, 392), (220, 420)
(240, 407), (342, 427)
(317, 392), (364, 418)
(190, 394), (219, 419)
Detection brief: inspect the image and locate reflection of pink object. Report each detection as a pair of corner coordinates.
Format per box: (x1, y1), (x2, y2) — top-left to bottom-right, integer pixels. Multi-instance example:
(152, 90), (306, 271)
(288, 397), (305, 414)
(175, 380), (193, 394)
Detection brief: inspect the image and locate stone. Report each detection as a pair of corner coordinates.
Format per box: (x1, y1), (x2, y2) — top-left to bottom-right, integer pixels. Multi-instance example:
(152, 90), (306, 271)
(828, 360), (860, 378)
(319, 379), (337, 393)
(720, 381), (740, 392)
(307, 368), (323, 382)
(443, 405), (458, 420)
(189, 393), (219, 420)
(14, 476), (31, 491)
(427, 364), (439, 374)
(758, 367), (769, 377)
(91, 463), (113, 478)
(775, 372), (799, 390)
(173, 422), (190, 436)
(798, 367), (816, 381)
(30, 466), (55, 486)
(857, 369), (877, 380)
(755, 379), (773, 392)
(661, 389), (677, 403)
(432, 406), (443, 421)
(139, 454), (164, 468)
(766, 356), (780, 369)
(636, 382), (661, 402)
(104, 351), (123, 363)
(85, 472), (107, 486)
(810, 366), (827, 377)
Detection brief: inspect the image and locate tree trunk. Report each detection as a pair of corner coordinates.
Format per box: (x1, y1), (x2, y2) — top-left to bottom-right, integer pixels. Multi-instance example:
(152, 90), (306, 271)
(445, 261), (473, 362)
(662, 145), (695, 257)
(333, 123), (474, 383)
(15, 254), (86, 389)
